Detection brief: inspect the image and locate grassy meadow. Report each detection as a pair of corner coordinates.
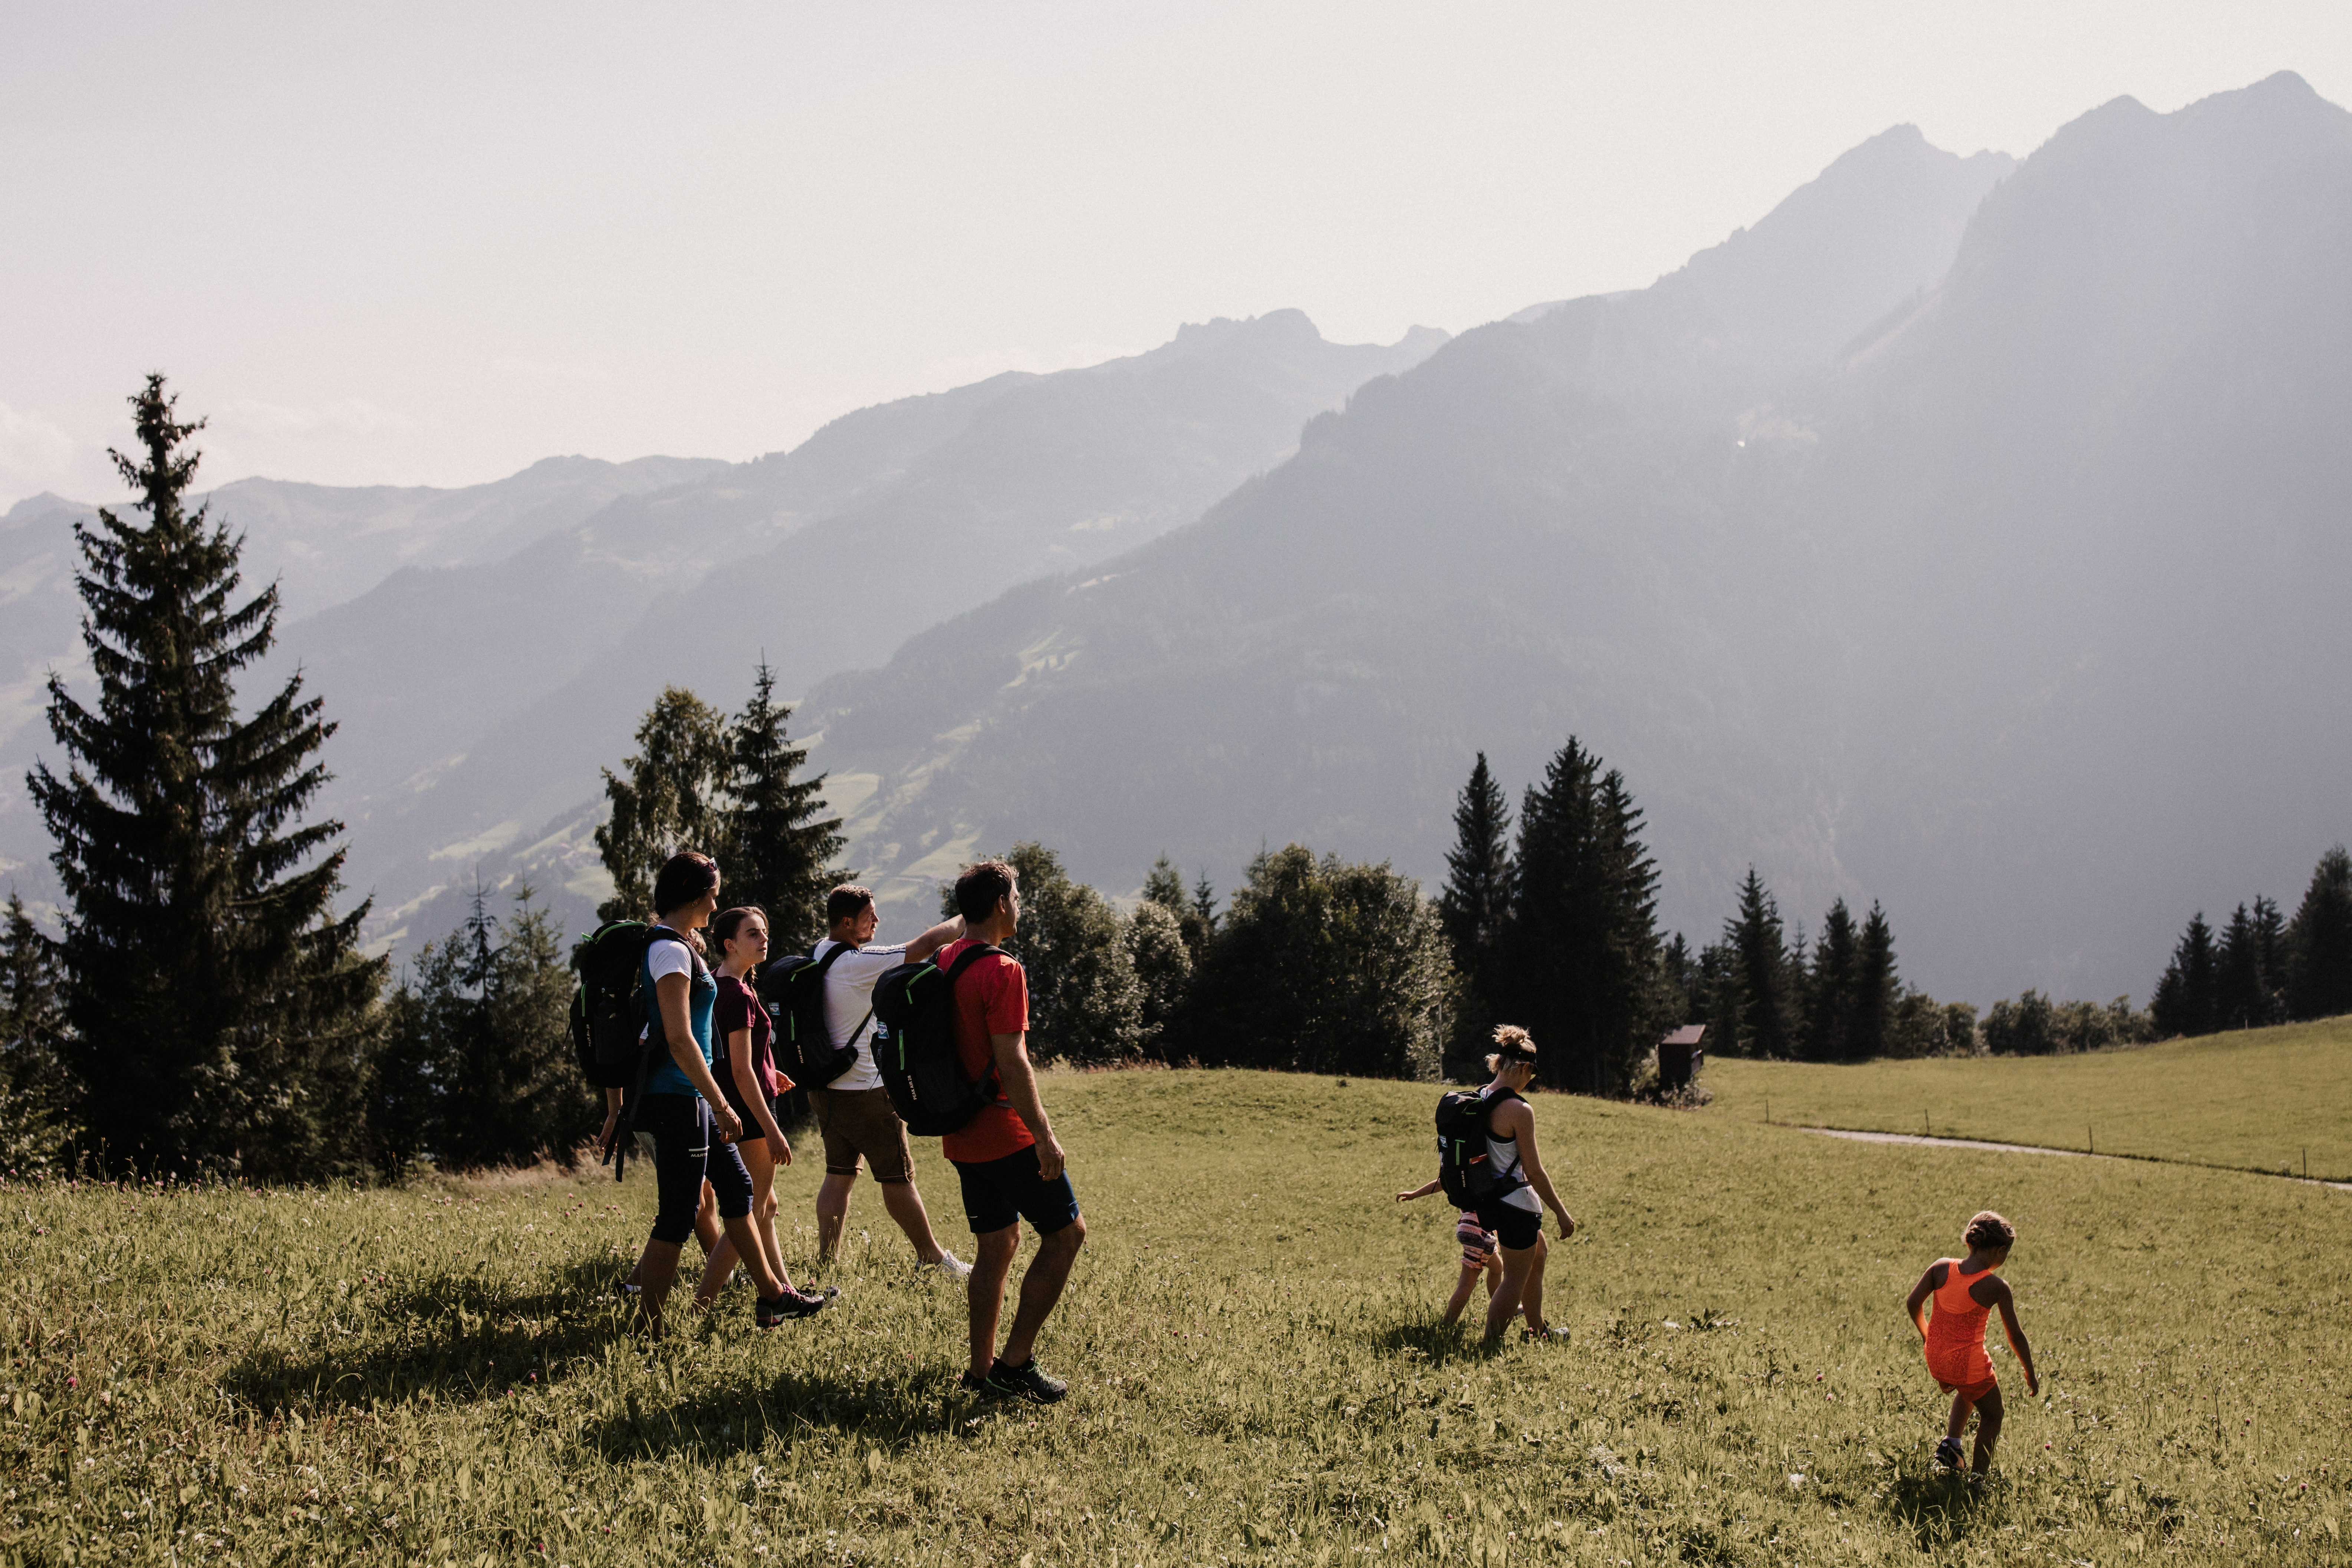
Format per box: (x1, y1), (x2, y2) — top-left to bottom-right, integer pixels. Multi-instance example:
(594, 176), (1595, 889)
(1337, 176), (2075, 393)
(3, 1065), (2349, 1565)
(1707, 1017), (2352, 1180)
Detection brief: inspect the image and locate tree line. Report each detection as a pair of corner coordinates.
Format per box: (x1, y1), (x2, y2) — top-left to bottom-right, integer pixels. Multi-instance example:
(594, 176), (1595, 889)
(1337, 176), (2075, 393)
(7, 378), (2350, 1182)
(2147, 847), (2352, 1038)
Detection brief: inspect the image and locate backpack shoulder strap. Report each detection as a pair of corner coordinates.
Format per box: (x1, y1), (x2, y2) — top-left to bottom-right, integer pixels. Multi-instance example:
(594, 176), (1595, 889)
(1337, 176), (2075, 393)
(944, 943), (1003, 983)
(813, 940), (855, 977)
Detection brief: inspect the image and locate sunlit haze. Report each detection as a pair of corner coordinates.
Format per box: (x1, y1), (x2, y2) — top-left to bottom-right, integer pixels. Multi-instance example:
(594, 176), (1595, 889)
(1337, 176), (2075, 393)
(4, 1), (2348, 507)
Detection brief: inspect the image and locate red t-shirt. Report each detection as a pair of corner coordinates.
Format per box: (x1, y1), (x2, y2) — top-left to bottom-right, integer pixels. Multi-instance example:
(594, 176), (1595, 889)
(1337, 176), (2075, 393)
(934, 939), (1034, 1164)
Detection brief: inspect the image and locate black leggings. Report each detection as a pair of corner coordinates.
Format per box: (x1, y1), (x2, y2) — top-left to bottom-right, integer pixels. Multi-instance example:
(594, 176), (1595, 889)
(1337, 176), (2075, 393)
(635, 1092), (754, 1245)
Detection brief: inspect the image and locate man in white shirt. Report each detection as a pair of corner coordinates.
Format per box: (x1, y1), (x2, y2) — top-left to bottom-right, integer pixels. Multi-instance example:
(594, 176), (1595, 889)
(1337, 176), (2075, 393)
(807, 884), (972, 1279)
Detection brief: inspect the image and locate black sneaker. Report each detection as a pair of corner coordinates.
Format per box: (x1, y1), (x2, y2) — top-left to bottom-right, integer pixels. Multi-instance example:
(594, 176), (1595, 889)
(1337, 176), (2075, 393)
(956, 1370), (999, 1400)
(1934, 1437), (1965, 1471)
(983, 1358), (1068, 1405)
(755, 1287), (833, 1327)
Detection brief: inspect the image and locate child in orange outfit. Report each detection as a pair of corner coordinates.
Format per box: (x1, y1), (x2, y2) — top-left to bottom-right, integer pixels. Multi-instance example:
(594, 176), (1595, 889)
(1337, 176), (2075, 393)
(1904, 1210), (2039, 1477)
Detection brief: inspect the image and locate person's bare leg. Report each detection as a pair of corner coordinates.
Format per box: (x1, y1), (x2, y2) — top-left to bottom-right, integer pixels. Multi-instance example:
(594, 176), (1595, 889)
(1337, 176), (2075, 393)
(1442, 1265), (1480, 1326)
(1945, 1388), (1976, 1444)
(740, 1140), (788, 1285)
(1971, 1385), (2005, 1475)
(879, 1180), (950, 1264)
(632, 1239), (685, 1336)
(816, 1171), (856, 1261)
(1519, 1235), (1551, 1333)
(998, 1218), (1086, 1368)
(1483, 1243), (1539, 1344)
(967, 1223), (1021, 1380)
(717, 1211), (790, 1300)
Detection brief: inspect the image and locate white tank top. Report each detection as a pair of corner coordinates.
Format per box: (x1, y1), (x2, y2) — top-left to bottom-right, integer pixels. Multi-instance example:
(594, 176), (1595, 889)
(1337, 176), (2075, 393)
(1485, 1101), (1543, 1212)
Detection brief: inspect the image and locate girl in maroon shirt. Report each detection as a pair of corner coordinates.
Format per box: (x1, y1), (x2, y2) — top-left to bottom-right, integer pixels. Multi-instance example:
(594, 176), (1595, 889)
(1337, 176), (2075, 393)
(696, 905), (797, 1302)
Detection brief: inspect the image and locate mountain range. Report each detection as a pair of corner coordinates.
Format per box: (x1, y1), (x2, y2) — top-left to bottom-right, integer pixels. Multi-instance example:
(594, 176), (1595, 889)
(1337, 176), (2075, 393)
(6, 72), (2345, 1009)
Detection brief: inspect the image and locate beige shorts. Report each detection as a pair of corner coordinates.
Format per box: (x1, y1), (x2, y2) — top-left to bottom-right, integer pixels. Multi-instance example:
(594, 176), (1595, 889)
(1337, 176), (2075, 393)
(809, 1086), (913, 1183)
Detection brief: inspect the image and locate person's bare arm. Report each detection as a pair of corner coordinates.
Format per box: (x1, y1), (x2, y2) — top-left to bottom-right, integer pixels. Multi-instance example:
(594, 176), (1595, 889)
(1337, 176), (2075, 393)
(1494, 1100), (1577, 1239)
(903, 915), (967, 965)
(657, 972), (741, 1142)
(728, 1027), (791, 1163)
(1991, 1279), (2039, 1395)
(991, 1029), (1065, 1180)
(1905, 1263), (1943, 1339)
(1396, 1178), (1443, 1202)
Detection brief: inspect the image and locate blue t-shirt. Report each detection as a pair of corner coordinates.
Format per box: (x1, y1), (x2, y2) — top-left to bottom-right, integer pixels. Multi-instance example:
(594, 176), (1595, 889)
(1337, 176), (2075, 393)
(640, 929), (718, 1097)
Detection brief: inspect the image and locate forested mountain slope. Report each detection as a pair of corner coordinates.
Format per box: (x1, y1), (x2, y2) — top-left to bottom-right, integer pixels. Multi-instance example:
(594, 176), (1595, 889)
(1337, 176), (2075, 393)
(798, 74), (2351, 1005)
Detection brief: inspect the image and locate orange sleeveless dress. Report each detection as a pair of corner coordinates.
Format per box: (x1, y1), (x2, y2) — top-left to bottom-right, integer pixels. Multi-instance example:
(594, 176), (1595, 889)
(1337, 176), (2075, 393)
(1924, 1258), (1999, 1400)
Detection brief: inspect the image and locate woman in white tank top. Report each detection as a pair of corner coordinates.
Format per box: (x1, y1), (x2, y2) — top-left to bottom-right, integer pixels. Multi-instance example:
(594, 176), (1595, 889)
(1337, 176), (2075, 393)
(1471, 1026), (1578, 1345)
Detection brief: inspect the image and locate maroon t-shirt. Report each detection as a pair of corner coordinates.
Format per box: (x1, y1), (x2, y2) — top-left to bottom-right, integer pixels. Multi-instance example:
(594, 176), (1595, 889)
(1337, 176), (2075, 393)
(713, 973), (788, 1107)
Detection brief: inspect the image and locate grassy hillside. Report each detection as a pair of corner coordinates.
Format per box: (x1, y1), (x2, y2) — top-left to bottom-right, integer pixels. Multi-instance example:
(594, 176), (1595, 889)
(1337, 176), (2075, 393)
(1707, 1017), (2352, 1181)
(4, 1069), (2348, 1564)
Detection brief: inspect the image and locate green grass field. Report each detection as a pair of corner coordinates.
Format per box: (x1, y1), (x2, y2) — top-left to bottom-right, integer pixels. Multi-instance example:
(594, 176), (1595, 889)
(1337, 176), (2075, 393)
(4, 1065), (2349, 1565)
(1707, 1017), (2352, 1181)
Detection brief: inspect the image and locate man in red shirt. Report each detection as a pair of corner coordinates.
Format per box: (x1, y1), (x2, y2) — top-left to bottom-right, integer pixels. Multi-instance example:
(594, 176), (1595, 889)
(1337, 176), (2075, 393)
(937, 858), (1085, 1404)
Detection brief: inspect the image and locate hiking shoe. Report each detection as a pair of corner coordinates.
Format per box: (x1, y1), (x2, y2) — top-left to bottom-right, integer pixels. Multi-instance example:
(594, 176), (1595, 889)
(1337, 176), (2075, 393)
(956, 1370), (1001, 1400)
(755, 1286), (833, 1327)
(1522, 1325), (1570, 1344)
(1934, 1437), (1966, 1471)
(925, 1250), (974, 1282)
(983, 1358), (1068, 1405)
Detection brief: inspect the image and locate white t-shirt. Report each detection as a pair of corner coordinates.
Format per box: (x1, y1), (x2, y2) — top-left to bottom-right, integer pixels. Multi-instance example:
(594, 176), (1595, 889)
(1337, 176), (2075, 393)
(811, 938), (908, 1093)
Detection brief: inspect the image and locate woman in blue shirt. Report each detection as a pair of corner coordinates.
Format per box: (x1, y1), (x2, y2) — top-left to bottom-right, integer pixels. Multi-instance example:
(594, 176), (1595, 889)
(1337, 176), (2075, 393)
(622, 851), (828, 1334)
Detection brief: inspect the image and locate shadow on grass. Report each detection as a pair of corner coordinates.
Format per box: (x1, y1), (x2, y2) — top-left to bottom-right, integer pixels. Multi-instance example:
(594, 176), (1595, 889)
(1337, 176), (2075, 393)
(226, 1253), (643, 1413)
(587, 1364), (988, 1462)
(1877, 1463), (2004, 1550)
(1367, 1315), (1493, 1367)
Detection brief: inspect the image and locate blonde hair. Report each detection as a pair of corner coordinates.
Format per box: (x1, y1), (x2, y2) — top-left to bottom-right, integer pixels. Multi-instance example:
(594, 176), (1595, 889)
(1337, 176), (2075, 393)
(1486, 1024), (1538, 1075)
(1964, 1210), (2016, 1251)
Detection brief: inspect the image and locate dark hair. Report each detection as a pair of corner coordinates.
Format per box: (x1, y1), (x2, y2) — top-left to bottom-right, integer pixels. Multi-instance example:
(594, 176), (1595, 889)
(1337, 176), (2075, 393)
(953, 859), (1017, 923)
(712, 905), (768, 953)
(652, 850), (720, 918)
(826, 884), (876, 927)
(1486, 1023), (1538, 1074)
(1964, 1211), (2016, 1251)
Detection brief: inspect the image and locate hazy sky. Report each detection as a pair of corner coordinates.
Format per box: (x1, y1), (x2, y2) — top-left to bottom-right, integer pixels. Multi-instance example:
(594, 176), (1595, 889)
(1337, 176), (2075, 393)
(4, 2), (2347, 509)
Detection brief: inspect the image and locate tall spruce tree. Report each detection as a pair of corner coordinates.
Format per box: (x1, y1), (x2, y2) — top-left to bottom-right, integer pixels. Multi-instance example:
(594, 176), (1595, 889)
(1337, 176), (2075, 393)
(594, 687), (734, 923)
(2286, 845), (2352, 1021)
(2151, 911), (2220, 1039)
(2212, 902), (2282, 1032)
(27, 377), (382, 1178)
(1853, 902), (1898, 1058)
(720, 659), (843, 947)
(1438, 752), (1516, 1071)
(1503, 738), (1662, 1095)
(1802, 899), (1861, 1061)
(1724, 868), (1798, 1059)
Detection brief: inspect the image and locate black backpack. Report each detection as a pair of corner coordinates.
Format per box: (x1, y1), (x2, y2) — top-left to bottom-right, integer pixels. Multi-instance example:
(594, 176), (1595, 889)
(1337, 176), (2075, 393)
(569, 921), (670, 1089)
(756, 942), (864, 1089)
(1435, 1085), (1524, 1207)
(869, 944), (1006, 1137)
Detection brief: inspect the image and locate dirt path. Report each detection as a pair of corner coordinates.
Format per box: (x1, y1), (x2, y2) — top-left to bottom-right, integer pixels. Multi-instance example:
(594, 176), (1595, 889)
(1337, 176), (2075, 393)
(1797, 1125), (2352, 1191)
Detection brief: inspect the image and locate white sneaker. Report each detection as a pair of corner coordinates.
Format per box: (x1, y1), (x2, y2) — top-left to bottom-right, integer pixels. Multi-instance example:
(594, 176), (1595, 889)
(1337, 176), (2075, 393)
(926, 1250), (973, 1281)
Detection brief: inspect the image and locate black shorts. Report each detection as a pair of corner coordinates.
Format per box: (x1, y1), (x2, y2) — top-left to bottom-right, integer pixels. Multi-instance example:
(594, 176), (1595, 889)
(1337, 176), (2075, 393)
(1475, 1199), (1543, 1252)
(952, 1145), (1080, 1237)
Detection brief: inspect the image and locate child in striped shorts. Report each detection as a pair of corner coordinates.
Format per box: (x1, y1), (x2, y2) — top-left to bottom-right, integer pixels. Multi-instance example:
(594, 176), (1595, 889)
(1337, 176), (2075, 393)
(1395, 1179), (1507, 1327)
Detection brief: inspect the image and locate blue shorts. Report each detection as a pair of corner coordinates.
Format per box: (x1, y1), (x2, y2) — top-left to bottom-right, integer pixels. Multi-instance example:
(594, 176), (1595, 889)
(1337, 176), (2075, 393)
(952, 1145), (1080, 1237)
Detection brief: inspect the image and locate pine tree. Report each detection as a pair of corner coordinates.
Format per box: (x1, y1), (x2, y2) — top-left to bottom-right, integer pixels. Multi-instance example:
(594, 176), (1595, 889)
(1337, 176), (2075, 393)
(1503, 739), (1662, 1095)
(1438, 752), (1515, 1072)
(593, 687), (734, 923)
(0, 893), (80, 1173)
(1142, 855), (1188, 912)
(1802, 899), (1860, 1061)
(1853, 902), (1898, 1058)
(2151, 911), (2219, 1039)
(26, 377), (382, 1179)
(1724, 868), (1797, 1059)
(2286, 845), (2352, 1022)
(720, 659), (843, 947)
(2212, 902), (2278, 1032)
(1191, 872), (1220, 935)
